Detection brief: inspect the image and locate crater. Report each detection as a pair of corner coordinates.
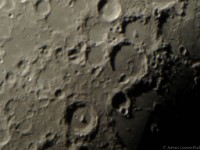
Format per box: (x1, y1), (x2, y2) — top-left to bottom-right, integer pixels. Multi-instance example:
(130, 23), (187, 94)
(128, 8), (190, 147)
(111, 91), (131, 116)
(54, 89), (63, 98)
(125, 21), (151, 47)
(65, 101), (98, 136)
(112, 92), (126, 109)
(34, 0), (51, 19)
(110, 44), (147, 79)
(88, 46), (103, 65)
(5, 71), (16, 84)
(98, 0), (122, 22)
(68, 48), (79, 60)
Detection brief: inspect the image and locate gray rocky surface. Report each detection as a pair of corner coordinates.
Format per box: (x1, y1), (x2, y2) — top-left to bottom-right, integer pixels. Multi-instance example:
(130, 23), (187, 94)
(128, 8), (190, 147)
(0, 0), (200, 150)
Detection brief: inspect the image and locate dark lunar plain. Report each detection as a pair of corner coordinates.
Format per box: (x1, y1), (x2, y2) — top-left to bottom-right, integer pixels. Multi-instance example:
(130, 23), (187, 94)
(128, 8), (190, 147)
(0, 0), (200, 150)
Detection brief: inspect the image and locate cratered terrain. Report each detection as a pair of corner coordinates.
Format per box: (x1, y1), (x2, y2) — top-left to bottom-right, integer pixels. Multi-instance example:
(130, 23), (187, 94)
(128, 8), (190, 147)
(0, 0), (200, 150)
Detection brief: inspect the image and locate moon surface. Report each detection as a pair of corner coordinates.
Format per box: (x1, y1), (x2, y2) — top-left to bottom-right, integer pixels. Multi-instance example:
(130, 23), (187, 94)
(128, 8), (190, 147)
(0, 0), (200, 150)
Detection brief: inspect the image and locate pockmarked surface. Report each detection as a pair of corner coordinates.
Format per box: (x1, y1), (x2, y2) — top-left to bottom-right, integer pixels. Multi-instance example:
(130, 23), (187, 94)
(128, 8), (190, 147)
(0, 0), (200, 150)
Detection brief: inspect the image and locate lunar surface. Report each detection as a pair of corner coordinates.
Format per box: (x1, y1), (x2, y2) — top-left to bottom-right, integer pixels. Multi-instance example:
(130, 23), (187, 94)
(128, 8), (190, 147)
(0, 0), (200, 150)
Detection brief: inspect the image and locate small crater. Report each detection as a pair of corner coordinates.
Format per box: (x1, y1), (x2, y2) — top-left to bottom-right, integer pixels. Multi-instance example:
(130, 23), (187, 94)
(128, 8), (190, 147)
(52, 47), (63, 59)
(98, 0), (122, 22)
(68, 49), (78, 56)
(120, 108), (127, 115)
(16, 59), (31, 77)
(5, 71), (16, 84)
(8, 13), (13, 18)
(4, 99), (16, 116)
(118, 74), (127, 83)
(179, 46), (188, 56)
(38, 45), (48, 55)
(54, 88), (63, 98)
(17, 59), (27, 69)
(68, 49), (79, 60)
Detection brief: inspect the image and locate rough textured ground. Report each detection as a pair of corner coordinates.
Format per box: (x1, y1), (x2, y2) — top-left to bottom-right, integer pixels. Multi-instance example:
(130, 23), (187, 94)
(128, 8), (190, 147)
(0, 0), (200, 150)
